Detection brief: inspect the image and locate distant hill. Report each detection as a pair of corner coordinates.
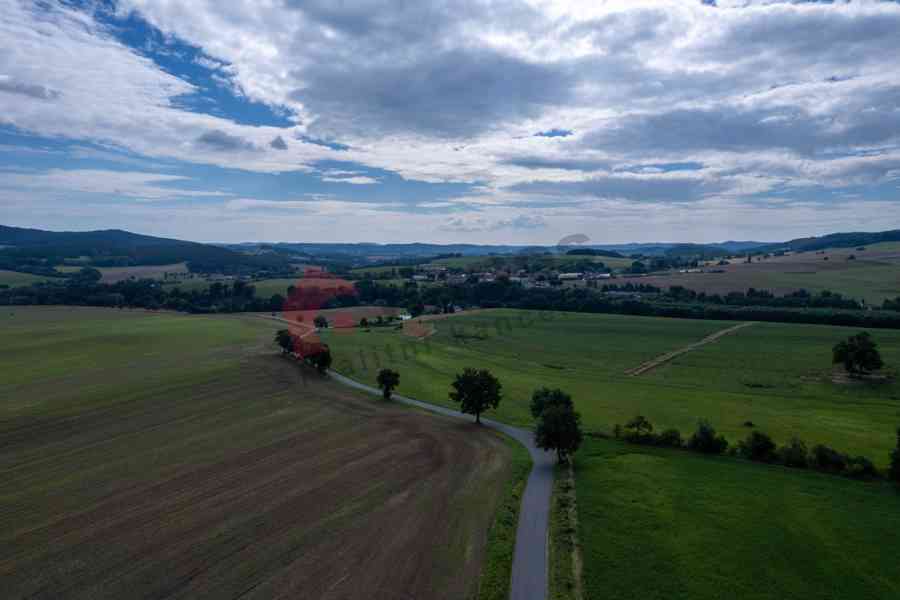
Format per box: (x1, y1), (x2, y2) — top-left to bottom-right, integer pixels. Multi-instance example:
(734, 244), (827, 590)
(664, 243), (731, 259)
(758, 230), (900, 253)
(0, 225), (289, 273)
(565, 248), (624, 258)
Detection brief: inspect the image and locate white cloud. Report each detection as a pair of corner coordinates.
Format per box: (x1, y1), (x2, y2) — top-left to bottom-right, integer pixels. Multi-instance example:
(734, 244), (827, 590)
(1, 0), (899, 242)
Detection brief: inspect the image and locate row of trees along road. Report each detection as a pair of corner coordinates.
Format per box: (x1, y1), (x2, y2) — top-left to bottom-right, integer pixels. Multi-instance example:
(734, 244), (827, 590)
(376, 366), (584, 463)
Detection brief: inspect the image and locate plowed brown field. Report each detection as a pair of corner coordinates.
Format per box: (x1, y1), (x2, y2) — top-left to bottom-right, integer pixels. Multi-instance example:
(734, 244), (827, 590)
(0, 308), (511, 600)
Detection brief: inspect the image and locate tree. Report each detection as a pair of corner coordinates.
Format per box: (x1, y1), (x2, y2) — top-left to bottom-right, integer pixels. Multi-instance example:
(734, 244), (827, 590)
(832, 332), (884, 376)
(687, 420), (728, 454)
(890, 428), (900, 485)
(269, 294), (285, 312)
(535, 404), (583, 463)
(377, 368), (400, 400)
(307, 347), (332, 373)
(530, 387), (573, 419)
(359, 317), (369, 328)
(737, 431), (776, 462)
(623, 415), (654, 442)
(778, 436), (809, 468)
(449, 368), (502, 424)
(314, 315), (329, 329)
(275, 329), (293, 354)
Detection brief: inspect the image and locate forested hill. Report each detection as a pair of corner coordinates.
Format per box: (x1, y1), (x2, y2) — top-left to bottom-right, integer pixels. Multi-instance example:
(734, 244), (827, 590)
(0, 225), (289, 272)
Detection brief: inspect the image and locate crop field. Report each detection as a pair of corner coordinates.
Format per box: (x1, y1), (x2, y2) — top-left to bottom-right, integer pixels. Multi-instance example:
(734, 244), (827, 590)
(325, 309), (900, 464)
(621, 241), (900, 304)
(576, 437), (900, 600)
(0, 270), (61, 287)
(0, 307), (513, 600)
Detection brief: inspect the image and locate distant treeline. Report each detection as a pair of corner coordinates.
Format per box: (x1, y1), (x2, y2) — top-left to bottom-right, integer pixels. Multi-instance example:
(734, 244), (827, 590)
(6, 270), (900, 329)
(0, 269), (284, 313)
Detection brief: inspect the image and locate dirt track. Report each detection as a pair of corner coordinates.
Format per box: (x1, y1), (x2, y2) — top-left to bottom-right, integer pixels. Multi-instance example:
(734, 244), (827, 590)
(624, 322), (755, 376)
(1, 316), (511, 600)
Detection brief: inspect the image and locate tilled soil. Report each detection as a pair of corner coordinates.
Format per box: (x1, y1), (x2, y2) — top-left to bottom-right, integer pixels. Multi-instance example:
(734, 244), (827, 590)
(1, 326), (510, 600)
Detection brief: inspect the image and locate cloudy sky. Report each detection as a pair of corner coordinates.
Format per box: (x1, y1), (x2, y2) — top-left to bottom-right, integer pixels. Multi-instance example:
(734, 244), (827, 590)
(2, 0), (899, 244)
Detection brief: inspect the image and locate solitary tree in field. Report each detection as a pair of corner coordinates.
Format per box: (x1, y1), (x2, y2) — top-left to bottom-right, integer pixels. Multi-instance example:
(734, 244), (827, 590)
(833, 332), (884, 376)
(314, 315), (329, 329)
(530, 387), (573, 419)
(377, 368), (400, 400)
(275, 329), (293, 354)
(535, 403), (583, 463)
(450, 368), (502, 424)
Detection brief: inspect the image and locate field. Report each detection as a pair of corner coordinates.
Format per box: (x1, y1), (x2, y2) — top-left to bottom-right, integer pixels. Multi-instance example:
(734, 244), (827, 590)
(77, 262), (191, 283)
(0, 307), (513, 599)
(621, 241), (900, 304)
(324, 309), (900, 465)
(163, 277), (300, 298)
(0, 270), (62, 287)
(576, 437), (900, 600)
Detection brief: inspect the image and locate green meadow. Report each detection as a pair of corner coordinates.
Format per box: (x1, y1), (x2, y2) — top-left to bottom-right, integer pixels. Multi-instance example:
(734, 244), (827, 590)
(576, 437), (900, 600)
(324, 309), (900, 465)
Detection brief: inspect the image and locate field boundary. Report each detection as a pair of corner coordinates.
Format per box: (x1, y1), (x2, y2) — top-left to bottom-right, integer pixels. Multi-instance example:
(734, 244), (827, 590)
(624, 321), (755, 376)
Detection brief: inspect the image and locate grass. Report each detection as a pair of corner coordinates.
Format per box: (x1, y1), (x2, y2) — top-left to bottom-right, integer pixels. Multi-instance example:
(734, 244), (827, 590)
(0, 270), (61, 287)
(549, 464), (580, 600)
(476, 434), (533, 600)
(576, 437), (900, 600)
(325, 309), (900, 466)
(628, 241), (900, 304)
(0, 307), (515, 599)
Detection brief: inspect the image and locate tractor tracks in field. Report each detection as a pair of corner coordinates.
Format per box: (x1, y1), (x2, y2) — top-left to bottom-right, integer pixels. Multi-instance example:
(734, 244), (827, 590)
(624, 321), (756, 377)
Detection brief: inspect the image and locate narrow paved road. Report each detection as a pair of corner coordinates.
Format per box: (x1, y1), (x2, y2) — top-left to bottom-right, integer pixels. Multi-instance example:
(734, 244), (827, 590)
(329, 371), (555, 600)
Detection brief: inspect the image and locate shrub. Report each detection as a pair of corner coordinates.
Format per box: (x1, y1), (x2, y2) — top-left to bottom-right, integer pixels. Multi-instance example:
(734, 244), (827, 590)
(656, 428), (683, 448)
(737, 431), (777, 462)
(778, 437), (809, 468)
(687, 420), (729, 455)
(845, 456), (879, 480)
(811, 444), (847, 474)
(613, 424), (622, 439)
(623, 415), (654, 444)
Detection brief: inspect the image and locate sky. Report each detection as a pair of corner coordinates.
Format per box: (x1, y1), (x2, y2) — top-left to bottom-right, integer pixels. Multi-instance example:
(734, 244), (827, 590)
(1, 0), (899, 245)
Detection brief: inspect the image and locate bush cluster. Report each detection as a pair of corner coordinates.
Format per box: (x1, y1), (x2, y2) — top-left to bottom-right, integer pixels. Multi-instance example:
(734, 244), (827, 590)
(615, 416), (898, 482)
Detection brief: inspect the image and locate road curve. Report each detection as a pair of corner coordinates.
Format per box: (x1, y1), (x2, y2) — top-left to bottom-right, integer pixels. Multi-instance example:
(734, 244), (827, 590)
(328, 371), (555, 600)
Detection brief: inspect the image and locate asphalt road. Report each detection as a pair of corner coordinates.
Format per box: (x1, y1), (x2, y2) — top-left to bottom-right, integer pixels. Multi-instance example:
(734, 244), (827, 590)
(328, 371), (555, 600)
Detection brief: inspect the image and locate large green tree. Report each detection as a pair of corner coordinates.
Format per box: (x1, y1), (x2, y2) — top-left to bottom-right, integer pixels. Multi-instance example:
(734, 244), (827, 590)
(833, 332), (884, 375)
(376, 368), (400, 400)
(530, 387), (573, 420)
(449, 368), (502, 424)
(534, 404), (583, 463)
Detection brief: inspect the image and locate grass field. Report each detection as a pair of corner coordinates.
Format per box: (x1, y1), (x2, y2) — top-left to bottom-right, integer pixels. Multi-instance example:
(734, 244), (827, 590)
(0, 307), (514, 599)
(163, 277), (300, 298)
(0, 270), (61, 287)
(324, 309), (900, 465)
(576, 437), (900, 600)
(623, 241), (900, 304)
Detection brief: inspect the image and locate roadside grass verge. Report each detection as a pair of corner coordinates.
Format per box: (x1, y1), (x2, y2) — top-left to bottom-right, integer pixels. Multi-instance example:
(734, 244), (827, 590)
(477, 435), (533, 600)
(549, 463), (582, 600)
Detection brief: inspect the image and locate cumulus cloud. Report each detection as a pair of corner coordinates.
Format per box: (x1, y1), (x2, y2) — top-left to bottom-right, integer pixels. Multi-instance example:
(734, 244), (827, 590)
(0, 77), (60, 100)
(2, 0), (900, 241)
